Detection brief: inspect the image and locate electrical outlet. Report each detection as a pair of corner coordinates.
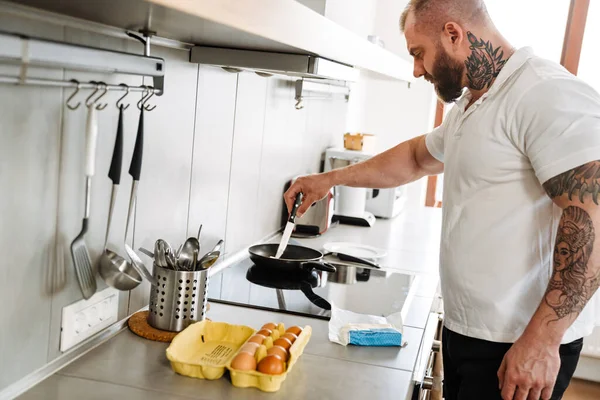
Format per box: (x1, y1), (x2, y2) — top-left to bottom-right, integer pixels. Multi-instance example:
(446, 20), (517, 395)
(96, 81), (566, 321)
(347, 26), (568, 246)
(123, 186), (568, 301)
(60, 287), (119, 352)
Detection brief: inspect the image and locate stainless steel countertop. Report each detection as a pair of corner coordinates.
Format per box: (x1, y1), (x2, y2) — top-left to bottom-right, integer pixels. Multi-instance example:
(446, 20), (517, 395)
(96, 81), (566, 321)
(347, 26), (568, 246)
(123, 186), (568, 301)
(20, 302), (416, 400)
(19, 207), (443, 400)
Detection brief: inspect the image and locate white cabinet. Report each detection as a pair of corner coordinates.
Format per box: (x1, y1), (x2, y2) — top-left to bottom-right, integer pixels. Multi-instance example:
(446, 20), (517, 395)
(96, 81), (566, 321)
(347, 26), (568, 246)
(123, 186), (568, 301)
(297, 0), (377, 41)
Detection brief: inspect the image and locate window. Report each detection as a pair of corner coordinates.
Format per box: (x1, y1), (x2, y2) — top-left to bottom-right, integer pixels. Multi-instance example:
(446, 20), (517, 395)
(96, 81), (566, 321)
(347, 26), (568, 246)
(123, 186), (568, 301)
(578, 0), (600, 92)
(485, 0), (571, 62)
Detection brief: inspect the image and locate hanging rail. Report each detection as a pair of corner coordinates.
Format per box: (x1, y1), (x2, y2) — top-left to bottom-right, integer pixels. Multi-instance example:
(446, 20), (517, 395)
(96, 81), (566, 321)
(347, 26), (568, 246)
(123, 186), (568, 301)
(0, 30), (165, 95)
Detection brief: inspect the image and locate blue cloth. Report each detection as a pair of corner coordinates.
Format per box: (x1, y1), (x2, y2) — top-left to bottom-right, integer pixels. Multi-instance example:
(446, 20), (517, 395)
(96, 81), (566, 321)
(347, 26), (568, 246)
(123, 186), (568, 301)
(348, 328), (403, 347)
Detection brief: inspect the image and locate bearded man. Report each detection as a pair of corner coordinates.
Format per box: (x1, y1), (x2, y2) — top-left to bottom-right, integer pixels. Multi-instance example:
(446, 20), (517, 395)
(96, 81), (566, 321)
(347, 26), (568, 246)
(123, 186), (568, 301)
(284, 1), (600, 399)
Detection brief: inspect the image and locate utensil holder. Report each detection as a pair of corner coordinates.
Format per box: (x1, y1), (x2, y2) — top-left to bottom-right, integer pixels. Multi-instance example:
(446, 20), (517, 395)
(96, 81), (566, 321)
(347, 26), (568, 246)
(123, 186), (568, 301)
(148, 264), (209, 332)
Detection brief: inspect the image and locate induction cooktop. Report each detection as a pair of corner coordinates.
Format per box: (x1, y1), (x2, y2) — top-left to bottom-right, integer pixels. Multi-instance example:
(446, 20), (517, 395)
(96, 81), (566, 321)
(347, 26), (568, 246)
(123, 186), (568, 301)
(209, 254), (422, 321)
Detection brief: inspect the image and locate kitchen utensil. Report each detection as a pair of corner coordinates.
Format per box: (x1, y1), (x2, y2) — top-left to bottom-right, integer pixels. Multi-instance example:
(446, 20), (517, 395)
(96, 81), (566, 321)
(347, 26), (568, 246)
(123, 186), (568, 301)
(148, 263), (209, 332)
(249, 244), (336, 273)
(324, 251), (380, 269)
(99, 105), (138, 291)
(196, 239), (224, 270)
(165, 246), (178, 270)
(124, 244), (159, 286)
(246, 264), (331, 310)
(124, 108), (144, 244)
(104, 105), (124, 249)
(70, 105), (99, 300)
(275, 192), (303, 258)
(179, 237), (200, 271)
(98, 251), (142, 290)
(154, 239), (168, 268)
(197, 224), (203, 240)
(322, 242), (387, 259)
(138, 247), (155, 258)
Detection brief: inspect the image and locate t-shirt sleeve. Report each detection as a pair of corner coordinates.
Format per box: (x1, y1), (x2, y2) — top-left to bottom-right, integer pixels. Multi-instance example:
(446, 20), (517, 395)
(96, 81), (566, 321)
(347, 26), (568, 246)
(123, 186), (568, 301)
(425, 124), (445, 163)
(513, 77), (600, 184)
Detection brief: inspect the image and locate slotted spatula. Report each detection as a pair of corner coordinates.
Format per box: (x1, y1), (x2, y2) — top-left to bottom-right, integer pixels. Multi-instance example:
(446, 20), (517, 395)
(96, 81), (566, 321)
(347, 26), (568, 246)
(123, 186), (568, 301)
(70, 105), (99, 299)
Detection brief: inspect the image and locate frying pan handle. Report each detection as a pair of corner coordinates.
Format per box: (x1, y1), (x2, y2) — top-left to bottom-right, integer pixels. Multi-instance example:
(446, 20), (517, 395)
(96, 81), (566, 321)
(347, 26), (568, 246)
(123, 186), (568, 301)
(301, 261), (336, 273)
(336, 252), (380, 269)
(300, 281), (331, 310)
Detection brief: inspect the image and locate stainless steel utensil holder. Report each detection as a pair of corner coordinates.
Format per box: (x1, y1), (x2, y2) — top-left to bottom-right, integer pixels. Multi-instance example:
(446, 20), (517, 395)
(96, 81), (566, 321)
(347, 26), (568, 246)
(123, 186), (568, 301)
(148, 264), (208, 332)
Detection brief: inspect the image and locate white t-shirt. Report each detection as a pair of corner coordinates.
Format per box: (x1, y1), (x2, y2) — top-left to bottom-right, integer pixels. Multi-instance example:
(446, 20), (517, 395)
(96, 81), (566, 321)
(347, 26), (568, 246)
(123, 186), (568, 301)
(426, 47), (600, 343)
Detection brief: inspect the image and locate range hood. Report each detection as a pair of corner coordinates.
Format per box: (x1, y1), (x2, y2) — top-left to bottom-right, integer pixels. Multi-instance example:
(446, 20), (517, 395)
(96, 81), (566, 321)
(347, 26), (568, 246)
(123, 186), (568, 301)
(190, 47), (358, 82)
(1, 0), (413, 83)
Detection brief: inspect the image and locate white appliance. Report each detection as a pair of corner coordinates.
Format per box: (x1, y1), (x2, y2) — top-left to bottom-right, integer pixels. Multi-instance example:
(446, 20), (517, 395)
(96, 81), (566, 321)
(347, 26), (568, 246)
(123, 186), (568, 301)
(324, 148), (406, 219)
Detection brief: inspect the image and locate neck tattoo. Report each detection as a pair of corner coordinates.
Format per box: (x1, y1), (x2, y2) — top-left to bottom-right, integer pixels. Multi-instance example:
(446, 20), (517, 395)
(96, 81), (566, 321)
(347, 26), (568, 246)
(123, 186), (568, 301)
(464, 31), (510, 90)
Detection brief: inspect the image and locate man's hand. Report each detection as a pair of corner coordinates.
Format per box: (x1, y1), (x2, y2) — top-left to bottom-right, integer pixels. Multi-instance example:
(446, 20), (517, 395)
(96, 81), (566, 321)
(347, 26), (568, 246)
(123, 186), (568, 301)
(498, 332), (561, 400)
(284, 173), (335, 217)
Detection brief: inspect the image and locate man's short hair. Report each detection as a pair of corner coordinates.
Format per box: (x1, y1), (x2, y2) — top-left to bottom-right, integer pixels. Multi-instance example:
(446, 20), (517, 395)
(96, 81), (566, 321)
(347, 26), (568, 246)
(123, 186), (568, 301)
(400, 0), (490, 34)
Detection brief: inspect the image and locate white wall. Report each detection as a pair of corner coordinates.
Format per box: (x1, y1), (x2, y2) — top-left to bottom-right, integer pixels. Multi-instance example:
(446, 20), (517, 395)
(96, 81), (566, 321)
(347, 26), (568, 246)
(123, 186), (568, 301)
(0, 12), (347, 391)
(345, 0), (438, 209)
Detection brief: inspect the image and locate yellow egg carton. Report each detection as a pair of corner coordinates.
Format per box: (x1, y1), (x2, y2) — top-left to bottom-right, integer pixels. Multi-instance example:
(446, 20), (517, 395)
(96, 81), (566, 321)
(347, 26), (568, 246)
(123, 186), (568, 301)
(166, 320), (255, 380)
(227, 324), (312, 392)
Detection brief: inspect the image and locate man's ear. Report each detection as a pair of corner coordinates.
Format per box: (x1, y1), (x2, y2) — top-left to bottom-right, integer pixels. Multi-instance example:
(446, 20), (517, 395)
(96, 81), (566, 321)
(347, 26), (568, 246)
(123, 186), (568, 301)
(443, 22), (464, 47)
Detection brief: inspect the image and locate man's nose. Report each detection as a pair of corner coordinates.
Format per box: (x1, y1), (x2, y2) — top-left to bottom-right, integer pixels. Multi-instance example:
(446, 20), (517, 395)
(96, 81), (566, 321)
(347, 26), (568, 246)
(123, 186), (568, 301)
(413, 60), (425, 78)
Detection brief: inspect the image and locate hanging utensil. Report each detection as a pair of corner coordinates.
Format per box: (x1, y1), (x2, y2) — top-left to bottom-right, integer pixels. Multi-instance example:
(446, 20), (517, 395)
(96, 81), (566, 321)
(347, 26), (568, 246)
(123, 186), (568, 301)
(275, 192), (303, 258)
(70, 104), (99, 299)
(124, 108), (144, 244)
(124, 244), (159, 286)
(99, 104), (140, 291)
(104, 105), (124, 249)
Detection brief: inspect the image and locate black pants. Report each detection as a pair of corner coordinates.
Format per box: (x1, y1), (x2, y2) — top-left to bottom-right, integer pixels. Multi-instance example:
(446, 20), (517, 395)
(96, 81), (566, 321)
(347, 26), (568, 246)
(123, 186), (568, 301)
(442, 326), (583, 400)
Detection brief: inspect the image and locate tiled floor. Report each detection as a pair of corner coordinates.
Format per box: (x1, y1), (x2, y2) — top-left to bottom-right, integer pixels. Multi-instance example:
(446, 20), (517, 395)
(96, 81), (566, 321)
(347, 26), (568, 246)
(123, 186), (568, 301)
(564, 379), (600, 399)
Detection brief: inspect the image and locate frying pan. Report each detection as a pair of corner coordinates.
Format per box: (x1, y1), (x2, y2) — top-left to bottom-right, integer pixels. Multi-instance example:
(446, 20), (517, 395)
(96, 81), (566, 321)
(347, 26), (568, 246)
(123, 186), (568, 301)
(248, 243), (335, 310)
(248, 244), (336, 273)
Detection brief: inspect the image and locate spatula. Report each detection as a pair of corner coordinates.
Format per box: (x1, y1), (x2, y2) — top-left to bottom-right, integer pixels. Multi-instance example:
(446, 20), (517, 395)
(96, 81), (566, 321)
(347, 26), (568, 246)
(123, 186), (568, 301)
(275, 192), (303, 258)
(70, 106), (99, 299)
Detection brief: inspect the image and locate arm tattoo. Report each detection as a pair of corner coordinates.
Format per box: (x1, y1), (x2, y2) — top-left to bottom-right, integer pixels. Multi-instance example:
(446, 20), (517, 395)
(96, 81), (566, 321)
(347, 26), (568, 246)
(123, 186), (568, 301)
(464, 32), (509, 90)
(544, 206), (600, 322)
(543, 161), (600, 204)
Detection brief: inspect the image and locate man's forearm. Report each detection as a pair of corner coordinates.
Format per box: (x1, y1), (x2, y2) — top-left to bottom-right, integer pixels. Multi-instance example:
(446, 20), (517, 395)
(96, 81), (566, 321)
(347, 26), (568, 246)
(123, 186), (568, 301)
(526, 162), (600, 344)
(327, 135), (442, 189)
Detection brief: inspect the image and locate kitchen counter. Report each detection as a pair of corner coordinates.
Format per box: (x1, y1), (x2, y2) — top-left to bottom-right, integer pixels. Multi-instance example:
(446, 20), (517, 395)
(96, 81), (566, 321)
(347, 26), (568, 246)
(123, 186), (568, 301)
(295, 206), (442, 276)
(19, 207), (443, 400)
(20, 303), (415, 400)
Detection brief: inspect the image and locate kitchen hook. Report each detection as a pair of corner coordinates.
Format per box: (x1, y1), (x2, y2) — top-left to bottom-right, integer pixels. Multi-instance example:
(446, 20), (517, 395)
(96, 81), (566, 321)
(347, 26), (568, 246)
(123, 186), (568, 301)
(66, 79), (82, 110)
(116, 83), (130, 110)
(85, 81), (108, 110)
(137, 86), (157, 111)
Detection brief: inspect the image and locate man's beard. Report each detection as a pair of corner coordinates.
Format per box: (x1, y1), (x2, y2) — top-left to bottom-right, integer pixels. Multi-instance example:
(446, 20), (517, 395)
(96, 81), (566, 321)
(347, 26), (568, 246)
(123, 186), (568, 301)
(425, 46), (464, 103)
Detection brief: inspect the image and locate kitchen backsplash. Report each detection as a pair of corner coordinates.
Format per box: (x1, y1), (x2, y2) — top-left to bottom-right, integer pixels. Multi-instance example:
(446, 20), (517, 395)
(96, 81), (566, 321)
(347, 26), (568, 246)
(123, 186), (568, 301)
(0, 13), (350, 391)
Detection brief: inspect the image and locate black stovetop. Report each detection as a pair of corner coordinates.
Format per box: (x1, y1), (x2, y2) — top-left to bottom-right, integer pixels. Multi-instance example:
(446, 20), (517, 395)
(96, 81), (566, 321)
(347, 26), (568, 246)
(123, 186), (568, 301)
(209, 255), (419, 320)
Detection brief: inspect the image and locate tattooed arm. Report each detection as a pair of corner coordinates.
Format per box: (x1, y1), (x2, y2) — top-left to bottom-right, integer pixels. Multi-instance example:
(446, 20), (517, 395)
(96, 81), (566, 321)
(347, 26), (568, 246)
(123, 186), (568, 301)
(498, 161), (600, 400)
(537, 162), (600, 337)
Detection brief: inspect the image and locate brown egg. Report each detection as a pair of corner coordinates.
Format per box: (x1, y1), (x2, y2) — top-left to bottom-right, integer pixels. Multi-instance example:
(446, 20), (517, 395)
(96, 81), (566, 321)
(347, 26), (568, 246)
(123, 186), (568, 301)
(257, 355), (285, 375)
(273, 337), (292, 351)
(261, 322), (277, 331)
(286, 326), (303, 336)
(267, 345), (289, 361)
(248, 334), (266, 345)
(257, 329), (272, 337)
(282, 333), (298, 344)
(240, 342), (260, 355)
(231, 352), (257, 371)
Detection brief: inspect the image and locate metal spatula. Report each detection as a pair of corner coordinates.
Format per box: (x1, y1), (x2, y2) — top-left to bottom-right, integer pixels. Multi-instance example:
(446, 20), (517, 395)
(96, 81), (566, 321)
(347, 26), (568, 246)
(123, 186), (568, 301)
(70, 106), (99, 299)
